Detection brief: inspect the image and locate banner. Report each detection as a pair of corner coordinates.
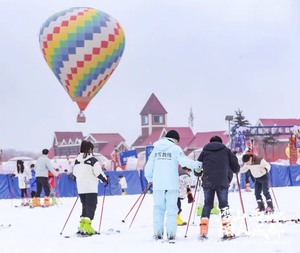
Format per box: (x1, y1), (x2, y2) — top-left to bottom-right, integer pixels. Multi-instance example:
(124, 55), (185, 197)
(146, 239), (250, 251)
(119, 150), (137, 166)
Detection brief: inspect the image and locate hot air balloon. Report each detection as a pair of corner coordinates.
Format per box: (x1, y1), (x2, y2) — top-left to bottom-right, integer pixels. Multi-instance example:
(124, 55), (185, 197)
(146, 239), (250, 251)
(39, 7), (125, 122)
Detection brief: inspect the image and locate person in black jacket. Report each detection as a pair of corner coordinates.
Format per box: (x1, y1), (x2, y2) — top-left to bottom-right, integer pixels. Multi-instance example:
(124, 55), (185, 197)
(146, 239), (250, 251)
(196, 136), (240, 240)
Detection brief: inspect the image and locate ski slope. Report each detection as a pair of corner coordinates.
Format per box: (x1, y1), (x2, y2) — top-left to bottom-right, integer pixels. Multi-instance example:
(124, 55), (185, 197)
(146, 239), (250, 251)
(0, 186), (299, 253)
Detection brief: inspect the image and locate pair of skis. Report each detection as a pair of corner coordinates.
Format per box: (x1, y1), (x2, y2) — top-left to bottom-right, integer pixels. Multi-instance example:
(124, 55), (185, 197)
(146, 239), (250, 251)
(0, 224), (12, 229)
(64, 228), (120, 238)
(198, 234), (239, 242)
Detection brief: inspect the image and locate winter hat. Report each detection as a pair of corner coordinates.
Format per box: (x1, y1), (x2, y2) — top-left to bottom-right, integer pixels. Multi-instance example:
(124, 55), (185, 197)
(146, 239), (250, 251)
(209, 136), (223, 143)
(42, 149), (49, 155)
(166, 130), (180, 142)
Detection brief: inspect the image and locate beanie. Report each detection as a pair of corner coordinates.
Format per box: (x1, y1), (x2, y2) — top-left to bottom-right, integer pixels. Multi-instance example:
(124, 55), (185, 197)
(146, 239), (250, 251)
(165, 130), (180, 142)
(42, 149), (49, 155)
(209, 136), (223, 143)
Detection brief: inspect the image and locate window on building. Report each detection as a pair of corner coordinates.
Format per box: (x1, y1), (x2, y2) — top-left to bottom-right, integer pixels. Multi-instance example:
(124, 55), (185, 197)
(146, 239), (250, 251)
(142, 115), (149, 125)
(153, 115), (164, 124)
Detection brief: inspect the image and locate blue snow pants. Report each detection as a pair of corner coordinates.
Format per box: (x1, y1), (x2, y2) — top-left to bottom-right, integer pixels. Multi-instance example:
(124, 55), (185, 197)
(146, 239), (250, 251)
(152, 189), (178, 238)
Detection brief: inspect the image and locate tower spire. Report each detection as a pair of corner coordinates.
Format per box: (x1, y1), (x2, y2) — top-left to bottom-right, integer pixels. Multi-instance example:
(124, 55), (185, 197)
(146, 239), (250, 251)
(188, 107), (194, 129)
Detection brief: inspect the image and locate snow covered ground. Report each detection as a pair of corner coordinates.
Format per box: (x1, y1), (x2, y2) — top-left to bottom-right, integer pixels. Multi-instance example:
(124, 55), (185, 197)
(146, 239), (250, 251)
(0, 186), (299, 253)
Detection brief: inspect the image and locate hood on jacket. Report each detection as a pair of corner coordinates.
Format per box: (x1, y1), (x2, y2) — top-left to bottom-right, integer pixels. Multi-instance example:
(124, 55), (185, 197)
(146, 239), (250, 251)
(153, 137), (175, 152)
(203, 142), (226, 152)
(76, 153), (93, 163)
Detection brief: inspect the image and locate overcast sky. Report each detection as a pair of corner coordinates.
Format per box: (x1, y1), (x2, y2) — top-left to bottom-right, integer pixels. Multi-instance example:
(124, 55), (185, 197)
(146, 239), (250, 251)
(0, 0), (299, 153)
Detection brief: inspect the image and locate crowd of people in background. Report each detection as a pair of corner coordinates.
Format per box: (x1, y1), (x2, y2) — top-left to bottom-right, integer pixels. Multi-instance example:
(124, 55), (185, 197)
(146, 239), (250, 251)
(6, 130), (274, 242)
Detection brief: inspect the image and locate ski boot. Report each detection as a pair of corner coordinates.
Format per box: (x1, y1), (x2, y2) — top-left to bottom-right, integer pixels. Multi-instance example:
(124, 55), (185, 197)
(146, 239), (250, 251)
(210, 204), (220, 215)
(245, 183), (251, 192)
(44, 196), (50, 207)
(82, 218), (96, 235)
(265, 199), (274, 214)
(78, 217), (86, 233)
(177, 214), (187, 226)
(51, 197), (57, 205)
(167, 235), (176, 244)
(197, 205), (203, 216)
(199, 217), (209, 238)
(153, 234), (163, 241)
(32, 197), (42, 207)
(255, 199), (265, 212)
(221, 207), (235, 240)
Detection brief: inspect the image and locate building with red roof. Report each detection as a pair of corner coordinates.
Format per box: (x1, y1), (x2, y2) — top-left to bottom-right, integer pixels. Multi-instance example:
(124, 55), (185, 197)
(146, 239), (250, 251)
(49, 95), (300, 164)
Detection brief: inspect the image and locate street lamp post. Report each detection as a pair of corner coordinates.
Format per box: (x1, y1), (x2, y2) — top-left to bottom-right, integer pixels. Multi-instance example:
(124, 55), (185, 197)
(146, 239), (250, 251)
(225, 115), (234, 149)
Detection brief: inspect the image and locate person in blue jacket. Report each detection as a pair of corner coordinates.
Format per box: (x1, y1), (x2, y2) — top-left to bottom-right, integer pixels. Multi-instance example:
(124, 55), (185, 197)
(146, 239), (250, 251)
(28, 164), (37, 200)
(144, 130), (202, 243)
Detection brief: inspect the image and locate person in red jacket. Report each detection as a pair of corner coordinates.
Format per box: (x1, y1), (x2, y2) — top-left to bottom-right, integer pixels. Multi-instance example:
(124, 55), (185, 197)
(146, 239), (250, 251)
(48, 171), (58, 205)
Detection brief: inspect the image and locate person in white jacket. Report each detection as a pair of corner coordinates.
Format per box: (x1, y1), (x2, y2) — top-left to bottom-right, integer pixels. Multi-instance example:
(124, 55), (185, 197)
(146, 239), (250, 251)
(73, 140), (108, 235)
(177, 167), (194, 226)
(241, 153), (274, 213)
(11, 160), (32, 206)
(144, 130), (202, 243)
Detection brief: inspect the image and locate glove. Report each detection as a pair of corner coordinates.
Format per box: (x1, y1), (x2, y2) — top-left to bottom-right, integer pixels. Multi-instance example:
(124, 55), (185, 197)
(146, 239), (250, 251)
(187, 193), (194, 203)
(187, 188), (194, 203)
(146, 182), (152, 191)
(104, 176), (109, 187)
(69, 173), (76, 182)
(194, 167), (203, 177)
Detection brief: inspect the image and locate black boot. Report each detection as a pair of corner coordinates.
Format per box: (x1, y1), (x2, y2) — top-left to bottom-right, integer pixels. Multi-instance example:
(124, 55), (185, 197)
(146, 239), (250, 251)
(265, 199), (274, 213)
(256, 199), (265, 212)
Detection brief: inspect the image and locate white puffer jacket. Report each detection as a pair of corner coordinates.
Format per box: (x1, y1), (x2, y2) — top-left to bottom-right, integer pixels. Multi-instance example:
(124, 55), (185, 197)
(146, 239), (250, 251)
(73, 153), (107, 194)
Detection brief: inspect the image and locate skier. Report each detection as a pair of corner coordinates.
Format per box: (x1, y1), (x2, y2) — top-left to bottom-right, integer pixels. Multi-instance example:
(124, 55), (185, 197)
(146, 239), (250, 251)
(241, 153), (274, 213)
(28, 163), (36, 202)
(144, 130), (202, 243)
(196, 136), (240, 240)
(72, 140), (108, 235)
(11, 160), (32, 206)
(177, 167), (194, 226)
(33, 149), (59, 207)
(48, 171), (57, 205)
(118, 175), (127, 195)
(233, 147), (254, 192)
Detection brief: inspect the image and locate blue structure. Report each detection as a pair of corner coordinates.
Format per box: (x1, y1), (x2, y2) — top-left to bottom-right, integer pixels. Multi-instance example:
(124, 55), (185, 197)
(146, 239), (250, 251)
(0, 165), (299, 199)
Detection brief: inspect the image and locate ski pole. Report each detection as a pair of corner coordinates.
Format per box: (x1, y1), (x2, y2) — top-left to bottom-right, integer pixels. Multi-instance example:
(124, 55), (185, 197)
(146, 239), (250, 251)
(184, 176), (201, 238)
(128, 183), (151, 229)
(59, 196), (79, 235)
(122, 183), (151, 223)
(269, 178), (280, 212)
(98, 186), (107, 234)
(192, 179), (201, 225)
(236, 173), (248, 231)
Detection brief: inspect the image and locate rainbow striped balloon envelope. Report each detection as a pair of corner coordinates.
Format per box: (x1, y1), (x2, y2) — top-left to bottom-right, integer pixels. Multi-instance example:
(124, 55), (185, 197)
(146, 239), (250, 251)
(39, 7), (125, 122)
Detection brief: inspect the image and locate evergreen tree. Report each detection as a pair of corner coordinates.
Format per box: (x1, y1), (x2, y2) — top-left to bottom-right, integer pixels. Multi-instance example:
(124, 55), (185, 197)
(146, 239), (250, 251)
(233, 109), (251, 127)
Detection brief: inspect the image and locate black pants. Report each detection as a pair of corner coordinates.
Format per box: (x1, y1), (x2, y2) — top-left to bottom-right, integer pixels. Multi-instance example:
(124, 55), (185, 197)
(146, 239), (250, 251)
(35, 177), (50, 197)
(202, 186), (228, 219)
(254, 174), (272, 201)
(20, 188), (28, 198)
(177, 198), (183, 214)
(79, 193), (98, 220)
